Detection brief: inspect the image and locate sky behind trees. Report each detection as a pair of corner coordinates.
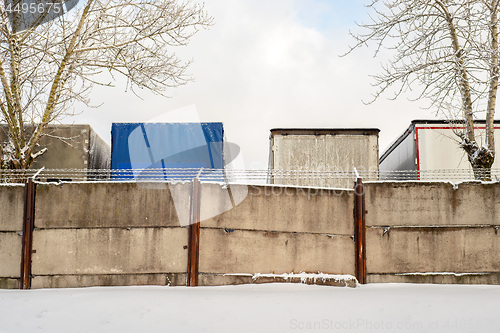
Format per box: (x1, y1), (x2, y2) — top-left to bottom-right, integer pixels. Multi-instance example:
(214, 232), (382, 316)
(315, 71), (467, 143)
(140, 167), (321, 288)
(70, 0), (437, 169)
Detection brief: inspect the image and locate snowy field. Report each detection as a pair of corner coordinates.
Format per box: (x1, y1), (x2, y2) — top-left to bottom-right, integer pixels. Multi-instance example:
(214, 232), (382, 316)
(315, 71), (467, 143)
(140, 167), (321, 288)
(1, 283), (499, 333)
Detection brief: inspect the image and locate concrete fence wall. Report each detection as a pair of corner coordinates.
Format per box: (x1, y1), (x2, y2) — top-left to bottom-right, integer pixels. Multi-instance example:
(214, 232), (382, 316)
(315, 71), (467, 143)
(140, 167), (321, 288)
(197, 184), (354, 286)
(0, 182), (354, 289)
(0, 185), (24, 288)
(1, 180), (499, 289)
(31, 182), (190, 288)
(364, 182), (500, 284)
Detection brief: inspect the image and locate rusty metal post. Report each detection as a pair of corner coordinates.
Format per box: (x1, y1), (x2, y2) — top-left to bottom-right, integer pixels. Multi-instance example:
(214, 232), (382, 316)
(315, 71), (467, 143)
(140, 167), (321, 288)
(20, 178), (36, 289)
(187, 177), (201, 286)
(354, 177), (366, 284)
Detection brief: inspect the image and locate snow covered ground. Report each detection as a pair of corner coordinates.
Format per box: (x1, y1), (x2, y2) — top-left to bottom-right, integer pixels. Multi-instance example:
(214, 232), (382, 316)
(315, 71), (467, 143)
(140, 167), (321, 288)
(1, 283), (499, 332)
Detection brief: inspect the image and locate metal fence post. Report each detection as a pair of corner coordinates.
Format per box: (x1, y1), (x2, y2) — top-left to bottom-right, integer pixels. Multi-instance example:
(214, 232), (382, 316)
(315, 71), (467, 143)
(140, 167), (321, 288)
(187, 177), (201, 286)
(20, 178), (36, 289)
(354, 177), (366, 284)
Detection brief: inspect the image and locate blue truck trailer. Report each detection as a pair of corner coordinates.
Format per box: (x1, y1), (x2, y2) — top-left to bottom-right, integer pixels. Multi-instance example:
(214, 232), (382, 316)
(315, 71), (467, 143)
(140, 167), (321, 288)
(111, 122), (224, 180)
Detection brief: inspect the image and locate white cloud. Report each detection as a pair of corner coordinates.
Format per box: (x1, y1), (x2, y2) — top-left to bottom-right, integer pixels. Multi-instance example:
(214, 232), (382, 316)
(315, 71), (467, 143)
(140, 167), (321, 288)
(70, 0), (436, 170)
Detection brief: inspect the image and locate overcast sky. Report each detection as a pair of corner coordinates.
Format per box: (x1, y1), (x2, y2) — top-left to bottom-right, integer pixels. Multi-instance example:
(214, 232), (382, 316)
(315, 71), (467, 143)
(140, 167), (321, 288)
(69, 0), (437, 169)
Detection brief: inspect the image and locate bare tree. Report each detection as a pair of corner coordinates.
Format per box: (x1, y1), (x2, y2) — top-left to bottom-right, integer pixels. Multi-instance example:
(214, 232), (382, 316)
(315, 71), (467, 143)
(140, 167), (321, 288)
(0, 0), (212, 170)
(347, 0), (500, 180)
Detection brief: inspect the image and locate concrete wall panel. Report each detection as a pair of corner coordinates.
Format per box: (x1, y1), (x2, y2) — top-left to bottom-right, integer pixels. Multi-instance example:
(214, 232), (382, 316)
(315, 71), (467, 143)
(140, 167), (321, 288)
(32, 273), (186, 289)
(367, 273), (500, 285)
(367, 227), (500, 273)
(0, 185), (24, 231)
(32, 228), (188, 275)
(0, 233), (21, 277)
(0, 278), (19, 289)
(201, 184), (354, 235)
(199, 228), (354, 275)
(365, 182), (500, 227)
(35, 182), (188, 228)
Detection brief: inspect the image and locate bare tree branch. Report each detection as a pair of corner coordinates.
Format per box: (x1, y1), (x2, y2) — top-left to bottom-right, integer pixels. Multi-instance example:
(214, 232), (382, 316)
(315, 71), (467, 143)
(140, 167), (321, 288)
(347, 0), (498, 180)
(0, 0), (212, 170)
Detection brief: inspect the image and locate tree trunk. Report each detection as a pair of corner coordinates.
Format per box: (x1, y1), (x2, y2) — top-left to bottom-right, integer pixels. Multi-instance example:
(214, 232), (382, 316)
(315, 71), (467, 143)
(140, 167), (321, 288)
(461, 139), (495, 181)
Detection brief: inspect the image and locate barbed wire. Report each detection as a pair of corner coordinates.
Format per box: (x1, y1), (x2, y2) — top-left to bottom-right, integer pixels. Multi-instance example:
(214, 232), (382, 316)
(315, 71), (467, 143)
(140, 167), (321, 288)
(1, 168), (500, 184)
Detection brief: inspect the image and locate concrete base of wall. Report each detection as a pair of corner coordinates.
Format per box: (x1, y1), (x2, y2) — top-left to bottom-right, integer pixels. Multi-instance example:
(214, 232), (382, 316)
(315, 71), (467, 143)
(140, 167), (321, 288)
(0, 278), (19, 289)
(199, 273), (358, 288)
(368, 273), (500, 285)
(29, 273), (358, 288)
(31, 273), (188, 289)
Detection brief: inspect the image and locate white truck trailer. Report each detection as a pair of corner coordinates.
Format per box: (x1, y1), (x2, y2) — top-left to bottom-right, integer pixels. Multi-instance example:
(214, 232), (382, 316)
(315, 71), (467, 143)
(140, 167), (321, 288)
(380, 120), (500, 180)
(268, 128), (380, 188)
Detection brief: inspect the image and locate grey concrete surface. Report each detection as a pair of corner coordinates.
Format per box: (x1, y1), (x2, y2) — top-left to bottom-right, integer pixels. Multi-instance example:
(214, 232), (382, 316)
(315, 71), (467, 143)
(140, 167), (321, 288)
(365, 182), (500, 227)
(0, 185), (24, 231)
(0, 278), (19, 289)
(367, 227), (500, 273)
(32, 228), (188, 275)
(367, 273), (500, 284)
(32, 273), (187, 289)
(198, 274), (357, 287)
(3, 180), (500, 288)
(0, 233), (22, 278)
(199, 228), (354, 275)
(35, 182), (187, 228)
(200, 183), (354, 235)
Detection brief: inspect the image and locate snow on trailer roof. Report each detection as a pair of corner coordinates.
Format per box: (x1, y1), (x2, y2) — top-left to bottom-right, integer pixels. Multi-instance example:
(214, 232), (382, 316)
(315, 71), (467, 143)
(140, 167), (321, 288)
(410, 119), (500, 125)
(270, 128), (380, 136)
